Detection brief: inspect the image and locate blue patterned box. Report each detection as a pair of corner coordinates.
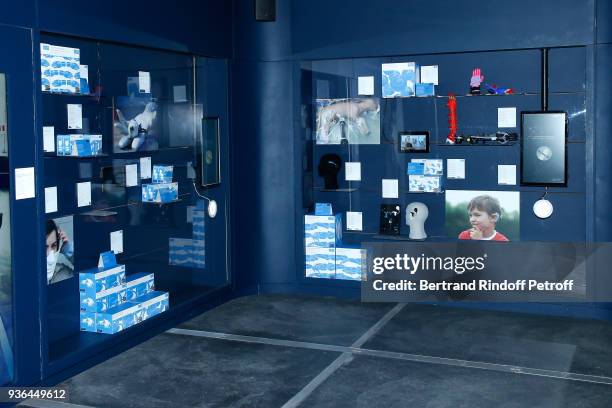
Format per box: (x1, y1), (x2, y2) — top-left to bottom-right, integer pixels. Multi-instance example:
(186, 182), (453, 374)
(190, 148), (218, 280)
(80, 311), (97, 332)
(79, 264), (126, 296)
(40, 43), (81, 93)
(129, 291), (169, 324)
(304, 214), (342, 248)
(382, 62), (419, 98)
(125, 273), (155, 301)
(169, 238), (194, 267)
(416, 83), (435, 97)
(305, 247), (336, 279)
(192, 210), (205, 241)
(142, 182), (178, 203)
(191, 239), (205, 269)
(95, 302), (139, 334)
(335, 247), (365, 281)
(80, 282), (127, 312)
(152, 165), (174, 184)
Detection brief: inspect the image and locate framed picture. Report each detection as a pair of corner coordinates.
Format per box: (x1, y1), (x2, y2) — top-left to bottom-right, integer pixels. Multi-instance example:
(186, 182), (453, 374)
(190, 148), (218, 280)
(399, 131), (429, 153)
(520, 111), (567, 186)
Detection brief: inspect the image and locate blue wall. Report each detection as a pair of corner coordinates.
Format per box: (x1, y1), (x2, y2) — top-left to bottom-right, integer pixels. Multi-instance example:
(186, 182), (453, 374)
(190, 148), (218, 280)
(230, 0), (612, 320)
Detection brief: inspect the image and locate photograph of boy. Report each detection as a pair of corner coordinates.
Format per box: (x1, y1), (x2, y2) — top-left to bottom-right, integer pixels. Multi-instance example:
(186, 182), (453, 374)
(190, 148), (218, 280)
(445, 190), (520, 241)
(458, 195), (508, 241)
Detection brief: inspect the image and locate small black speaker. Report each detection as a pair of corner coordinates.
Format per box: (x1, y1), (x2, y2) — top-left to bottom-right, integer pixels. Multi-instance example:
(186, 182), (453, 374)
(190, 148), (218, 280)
(255, 0), (276, 21)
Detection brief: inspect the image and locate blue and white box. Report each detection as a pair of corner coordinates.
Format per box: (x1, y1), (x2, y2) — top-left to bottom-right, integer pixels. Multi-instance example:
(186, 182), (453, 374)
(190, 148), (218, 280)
(125, 273), (155, 301)
(95, 302), (139, 334)
(56, 134), (102, 156)
(79, 264), (126, 295)
(130, 291), (169, 324)
(40, 43), (81, 93)
(335, 247), (365, 281)
(305, 247), (336, 279)
(382, 62), (419, 98)
(192, 210), (205, 241)
(304, 214), (342, 248)
(80, 311), (97, 332)
(169, 238), (194, 267)
(152, 165), (173, 184)
(315, 203), (333, 216)
(56, 134), (71, 156)
(87, 134), (103, 155)
(80, 282), (127, 313)
(191, 239), (205, 269)
(416, 83), (435, 97)
(142, 182), (178, 203)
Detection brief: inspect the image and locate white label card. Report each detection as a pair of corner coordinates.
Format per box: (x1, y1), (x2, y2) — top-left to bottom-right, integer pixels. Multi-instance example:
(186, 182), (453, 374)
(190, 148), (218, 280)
(382, 179), (399, 198)
(498, 165), (517, 185)
(345, 162), (362, 181)
(420, 65), (439, 85)
(76, 181), (91, 207)
(139, 157), (152, 179)
(67, 104), (83, 130)
(138, 71), (151, 93)
(45, 186), (58, 213)
(14, 167), (35, 200)
(498, 107), (517, 128)
(110, 230), (124, 254)
(125, 164), (138, 187)
(346, 211), (363, 231)
(357, 76), (375, 96)
(43, 126), (55, 153)
(173, 85), (187, 102)
(447, 159), (466, 180)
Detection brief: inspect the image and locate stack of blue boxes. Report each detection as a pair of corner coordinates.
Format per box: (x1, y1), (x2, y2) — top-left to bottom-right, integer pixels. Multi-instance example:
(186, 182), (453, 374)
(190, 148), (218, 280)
(304, 213), (365, 281)
(168, 202), (205, 268)
(142, 165), (178, 203)
(79, 253), (169, 334)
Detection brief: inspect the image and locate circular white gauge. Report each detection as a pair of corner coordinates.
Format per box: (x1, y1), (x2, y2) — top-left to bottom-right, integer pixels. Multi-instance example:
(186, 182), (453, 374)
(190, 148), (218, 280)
(536, 146), (553, 161)
(533, 199), (553, 219)
(207, 199), (218, 218)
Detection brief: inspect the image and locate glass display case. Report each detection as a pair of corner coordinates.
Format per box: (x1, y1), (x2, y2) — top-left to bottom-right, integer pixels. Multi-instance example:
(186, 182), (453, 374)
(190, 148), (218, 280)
(40, 33), (230, 370)
(0, 72), (14, 384)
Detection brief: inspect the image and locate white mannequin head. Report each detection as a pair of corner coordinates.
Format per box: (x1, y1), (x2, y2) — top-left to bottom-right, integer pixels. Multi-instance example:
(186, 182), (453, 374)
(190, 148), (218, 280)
(406, 202), (428, 240)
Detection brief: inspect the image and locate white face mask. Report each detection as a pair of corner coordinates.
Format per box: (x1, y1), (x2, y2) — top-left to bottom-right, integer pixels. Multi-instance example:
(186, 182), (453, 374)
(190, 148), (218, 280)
(47, 251), (58, 282)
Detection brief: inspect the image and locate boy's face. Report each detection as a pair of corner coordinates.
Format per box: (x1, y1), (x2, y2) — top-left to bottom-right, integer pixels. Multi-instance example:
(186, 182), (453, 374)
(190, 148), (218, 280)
(468, 207), (497, 231)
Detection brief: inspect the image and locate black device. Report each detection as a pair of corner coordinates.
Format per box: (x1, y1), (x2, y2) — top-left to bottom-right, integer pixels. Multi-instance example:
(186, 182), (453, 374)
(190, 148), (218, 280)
(380, 204), (401, 235)
(454, 132), (518, 145)
(520, 111), (567, 186)
(318, 154), (342, 190)
(255, 0), (276, 21)
(399, 131), (429, 153)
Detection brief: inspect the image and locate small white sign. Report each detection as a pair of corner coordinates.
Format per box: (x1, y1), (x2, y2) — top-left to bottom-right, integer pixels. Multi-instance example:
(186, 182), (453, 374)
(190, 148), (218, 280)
(187, 206), (195, 223)
(125, 164), (138, 187)
(43, 126), (55, 153)
(447, 159), (466, 180)
(67, 104), (83, 130)
(345, 162), (362, 181)
(14, 167), (35, 200)
(138, 71), (151, 93)
(498, 165), (517, 185)
(346, 211), (363, 231)
(382, 179), (399, 199)
(498, 107), (517, 128)
(358, 76), (375, 96)
(139, 157), (152, 179)
(45, 186), (58, 213)
(420, 65), (439, 85)
(76, 181), (91, 207)
(110, 230), (124, 254)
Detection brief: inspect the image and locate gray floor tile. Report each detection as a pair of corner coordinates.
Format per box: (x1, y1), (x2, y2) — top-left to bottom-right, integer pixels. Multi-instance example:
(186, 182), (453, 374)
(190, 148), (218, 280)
(179, 294), (393, 346)
(302, 355), (612, 408)
(53, 333), (340, 408)
(364, 304), (612, 376)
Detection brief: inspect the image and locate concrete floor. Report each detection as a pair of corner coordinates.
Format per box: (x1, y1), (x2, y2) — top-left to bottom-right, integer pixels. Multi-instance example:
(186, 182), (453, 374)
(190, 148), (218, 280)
(19, 295), (612, 407)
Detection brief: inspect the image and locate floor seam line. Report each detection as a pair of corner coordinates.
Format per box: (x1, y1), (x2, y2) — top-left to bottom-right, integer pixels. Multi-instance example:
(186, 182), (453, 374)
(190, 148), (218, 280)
(167, 323), (612, 386)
